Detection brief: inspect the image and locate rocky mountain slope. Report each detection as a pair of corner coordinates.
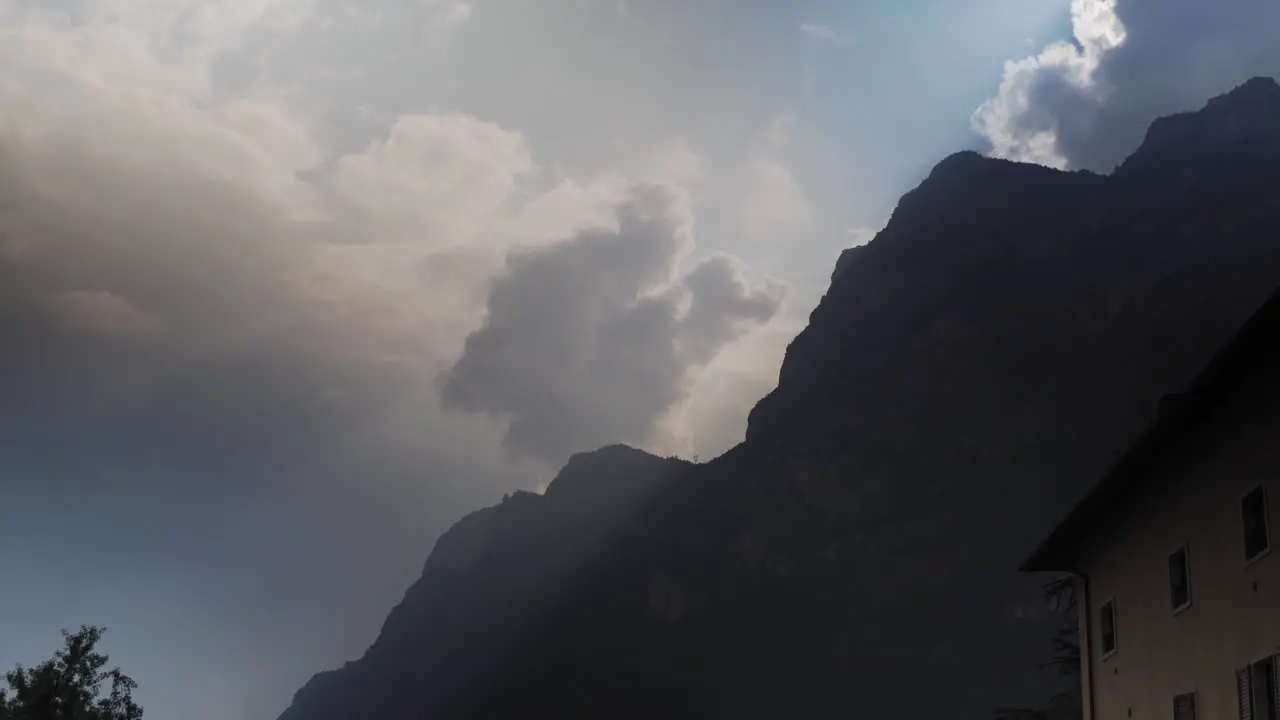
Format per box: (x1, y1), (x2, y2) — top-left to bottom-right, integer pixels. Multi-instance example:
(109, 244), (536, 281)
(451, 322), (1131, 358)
(278, 77), (1280, 720)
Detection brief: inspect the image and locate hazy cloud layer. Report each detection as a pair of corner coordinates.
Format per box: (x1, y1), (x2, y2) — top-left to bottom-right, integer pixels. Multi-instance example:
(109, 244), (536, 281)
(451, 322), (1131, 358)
(0, 2), (793, 717)
(441, 186), (783, 463)
(740, 116), (814, 238)
(974, 0), (1280, 171)
(799, 22), (849, 46)
(0, 0), (789, 484)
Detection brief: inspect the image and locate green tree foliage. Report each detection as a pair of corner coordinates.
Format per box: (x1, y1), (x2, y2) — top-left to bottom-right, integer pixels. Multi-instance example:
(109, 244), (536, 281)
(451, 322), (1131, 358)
(0, 626), (143, 720)
(993, 576), (1081, 720)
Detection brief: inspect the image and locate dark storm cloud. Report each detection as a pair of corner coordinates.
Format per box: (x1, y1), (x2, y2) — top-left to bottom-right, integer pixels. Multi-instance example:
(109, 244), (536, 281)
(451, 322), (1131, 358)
(678, 254), (783, 365)
(0, 166), (558, 607)
(976, 0), (1280, 172)
(0, 3), (798, 718)
(0, 130), (545, 716)
(0, 148), (354, 492)
(439, 185), (784, 465)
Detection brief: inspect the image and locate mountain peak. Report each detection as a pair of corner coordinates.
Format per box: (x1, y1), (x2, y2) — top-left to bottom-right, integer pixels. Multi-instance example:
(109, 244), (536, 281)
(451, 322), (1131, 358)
(1121, 76), (1280, 172)
(917, 150), (1010, 188)
(277, 73), (1280, 720)
(1221, 75), (1280, 102)
(542, 444), (687, 504)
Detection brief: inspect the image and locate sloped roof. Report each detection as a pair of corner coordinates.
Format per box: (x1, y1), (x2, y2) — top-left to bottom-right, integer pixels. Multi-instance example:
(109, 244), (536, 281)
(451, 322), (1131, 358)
(1021, 285), (1280, 572)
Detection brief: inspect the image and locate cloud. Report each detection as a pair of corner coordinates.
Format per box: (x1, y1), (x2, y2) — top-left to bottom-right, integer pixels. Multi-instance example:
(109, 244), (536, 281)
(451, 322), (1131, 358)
(741, 115), (814, 237)
(0, 3), (789, 716)
(0, 1), (785, 496)
(678, 253), (784, 365)
(48, 290), (168, 339)
(0, 0), (789, 493)
(743, 160), (813, 233)
(1, 123), (469, 487)
(677, 309), (800, 460)
(800, 23), (847, 45)
(440, 185), (784, 464)
(322, 113), (533, 243)
(643, 136), (706, 188)
(424, 0), (473, 24)
(973, 0), (1280, 171)
(801, 23), (835, 40)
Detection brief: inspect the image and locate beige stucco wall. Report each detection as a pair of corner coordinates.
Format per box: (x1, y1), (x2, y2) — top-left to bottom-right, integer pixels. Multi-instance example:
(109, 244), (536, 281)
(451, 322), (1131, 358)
(1078, 363), (1280, 720)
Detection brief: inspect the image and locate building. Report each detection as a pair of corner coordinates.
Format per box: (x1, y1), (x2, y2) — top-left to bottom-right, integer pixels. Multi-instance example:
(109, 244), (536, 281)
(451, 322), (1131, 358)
(1022, 288), (1280, 720)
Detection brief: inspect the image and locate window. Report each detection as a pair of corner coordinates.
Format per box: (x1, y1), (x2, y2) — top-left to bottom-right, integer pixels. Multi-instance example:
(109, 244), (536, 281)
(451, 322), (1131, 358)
(1260, 657), (1279, 720)
(1100, 599), (1117, 657)
(1169, 545), (1191, 611)
(1239, 666), (1254, 720)
(1243, 485), (1270, 561)
(1174, 692), (1198, 720)
(1239, 656), (1280, 720)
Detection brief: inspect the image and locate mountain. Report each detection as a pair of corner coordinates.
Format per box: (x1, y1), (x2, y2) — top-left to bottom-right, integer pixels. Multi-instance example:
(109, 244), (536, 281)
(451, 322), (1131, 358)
(278, 77), (1280, 720)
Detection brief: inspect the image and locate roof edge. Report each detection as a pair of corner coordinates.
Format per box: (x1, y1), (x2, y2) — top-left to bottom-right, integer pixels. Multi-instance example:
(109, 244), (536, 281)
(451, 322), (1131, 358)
(1018, 284), (1280, 574)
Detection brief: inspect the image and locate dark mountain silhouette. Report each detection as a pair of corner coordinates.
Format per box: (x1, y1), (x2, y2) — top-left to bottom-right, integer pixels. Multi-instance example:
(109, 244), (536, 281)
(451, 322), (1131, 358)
(278, 77), (1280, 720)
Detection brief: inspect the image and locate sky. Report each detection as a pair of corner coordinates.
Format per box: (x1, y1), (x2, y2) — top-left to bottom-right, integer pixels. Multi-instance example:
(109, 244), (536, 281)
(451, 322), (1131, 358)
(1, 0), (1277, 718)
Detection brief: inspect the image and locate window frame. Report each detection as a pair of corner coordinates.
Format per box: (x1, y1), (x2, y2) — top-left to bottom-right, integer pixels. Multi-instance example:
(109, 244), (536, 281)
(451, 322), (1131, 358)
(1099, 597), (1118, 660)
(1242, 484), (1272, 564)
(1245, 654), (1279, 720)
(1169, 543), (1193, 615)
(1173, 690), (1198, 720)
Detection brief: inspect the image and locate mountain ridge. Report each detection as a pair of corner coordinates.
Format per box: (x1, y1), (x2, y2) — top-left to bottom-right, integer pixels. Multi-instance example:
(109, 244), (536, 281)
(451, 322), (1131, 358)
(1121, 76), (1280, 174)
(278, 77), (1280, 720)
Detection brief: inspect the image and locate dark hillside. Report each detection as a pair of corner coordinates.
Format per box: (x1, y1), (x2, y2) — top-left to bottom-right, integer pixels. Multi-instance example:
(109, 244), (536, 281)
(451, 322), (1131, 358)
(280, 77), (1280, 720)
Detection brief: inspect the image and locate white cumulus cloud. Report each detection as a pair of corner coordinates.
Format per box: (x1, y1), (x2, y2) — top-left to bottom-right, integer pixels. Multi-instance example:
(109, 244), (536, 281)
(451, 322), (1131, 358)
(973, 0), (1280, 172)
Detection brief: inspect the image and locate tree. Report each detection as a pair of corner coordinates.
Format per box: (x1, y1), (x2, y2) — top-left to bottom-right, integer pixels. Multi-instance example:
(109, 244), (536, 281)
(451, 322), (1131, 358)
(992, 576), (1081, 720)
(0, 626), (143, 720)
